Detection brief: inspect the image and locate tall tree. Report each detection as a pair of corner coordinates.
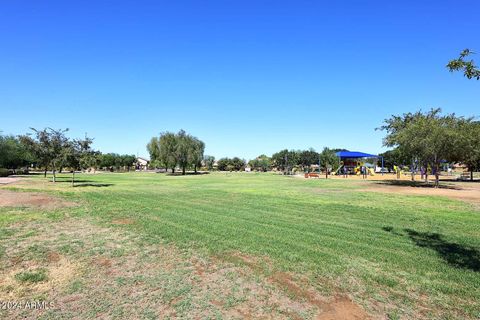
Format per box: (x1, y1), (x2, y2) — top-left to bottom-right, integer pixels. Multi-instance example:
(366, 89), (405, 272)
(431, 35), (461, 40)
(271, 149), (298, 173)
(447, 49), (480, 80)
(380, 109), (465, 187)
(298, 149), (319, 172)
(189, 137), (205, 173)
(319, 147), (338, 179)
(159, 132), (178, 173)
(0, 134), (33, 173)
(20, 128), (69, 182)
(203, 155), (215, 171)
(458, 120), (480, 181)
(175, 130), (191, 175)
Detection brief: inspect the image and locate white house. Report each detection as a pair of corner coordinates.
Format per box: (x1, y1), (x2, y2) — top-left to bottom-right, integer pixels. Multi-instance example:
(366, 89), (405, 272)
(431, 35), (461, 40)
(136, 157), (149, 171)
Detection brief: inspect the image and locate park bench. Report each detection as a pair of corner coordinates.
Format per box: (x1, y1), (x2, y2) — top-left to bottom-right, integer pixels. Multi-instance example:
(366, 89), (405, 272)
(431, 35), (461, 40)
(305, 172), (320, 178)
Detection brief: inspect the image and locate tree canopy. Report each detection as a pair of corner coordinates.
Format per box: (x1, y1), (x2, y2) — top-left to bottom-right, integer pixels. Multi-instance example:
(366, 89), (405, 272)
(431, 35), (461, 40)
(380, 109), (477, 186)
(447, 49), (480, 80)
(147, 130), (205, 174)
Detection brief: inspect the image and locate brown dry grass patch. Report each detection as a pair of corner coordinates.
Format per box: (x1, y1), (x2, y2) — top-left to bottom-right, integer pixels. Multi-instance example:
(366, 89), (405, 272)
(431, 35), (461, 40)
(0, 189), (75, 209)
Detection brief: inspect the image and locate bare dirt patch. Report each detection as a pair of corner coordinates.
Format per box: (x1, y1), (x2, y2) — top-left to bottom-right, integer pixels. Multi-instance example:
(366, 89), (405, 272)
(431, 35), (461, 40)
(362, 181), (480, 207)
(0, 189), (75, 209)
(111, 218), (135, 225)
(0, 177), (21, 185)
(223, 252), (371, 319)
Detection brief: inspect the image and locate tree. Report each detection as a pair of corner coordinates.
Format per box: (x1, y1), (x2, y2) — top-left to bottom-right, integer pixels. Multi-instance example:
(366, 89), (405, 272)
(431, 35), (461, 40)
(159, 132), (178, 173)
(447, 49), (480, 80)
(216, 157), (245, 171)
(217, 158), (230, 171)
(319, 147), (338, 179)
(203, 155), (215, 171)
(298, 149), (319, 172)
(0, 134), (33, 173)
(231, 157), (246, 171)
(189, 137), (205, 173)
(458, 120), (480, 181)
(380, 109), (466, 187)
(175, 130), (191, 175)
(249, 154), (271, 172)
(20, 128), (69, 182)
(271, 149), (299, 173)
(378, 148), (408, 172)
(147, 137), (160, 162)
(148, 130), (206, 175)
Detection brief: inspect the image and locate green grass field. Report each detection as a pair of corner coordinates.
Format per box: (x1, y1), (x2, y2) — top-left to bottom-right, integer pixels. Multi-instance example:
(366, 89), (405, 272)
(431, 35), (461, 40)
(1, 172), (479, 319)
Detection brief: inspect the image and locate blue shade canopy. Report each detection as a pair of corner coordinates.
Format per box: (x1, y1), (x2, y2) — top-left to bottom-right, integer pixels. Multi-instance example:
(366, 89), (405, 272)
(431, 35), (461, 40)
(336, 151), (380, 158)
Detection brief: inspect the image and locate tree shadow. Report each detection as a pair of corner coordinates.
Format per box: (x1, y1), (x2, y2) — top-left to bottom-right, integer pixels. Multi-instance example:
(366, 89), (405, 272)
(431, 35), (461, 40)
(53, 179), (96, 183)
(165, 172), (210, 176)
(73, 183), (113, 188)
(373, 180), (461, 190)
(385, 227), (480, 272)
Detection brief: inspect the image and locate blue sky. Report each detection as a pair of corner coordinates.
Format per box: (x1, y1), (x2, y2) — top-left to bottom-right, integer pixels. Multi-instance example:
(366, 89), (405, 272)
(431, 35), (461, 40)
(1, 1), (479, 160)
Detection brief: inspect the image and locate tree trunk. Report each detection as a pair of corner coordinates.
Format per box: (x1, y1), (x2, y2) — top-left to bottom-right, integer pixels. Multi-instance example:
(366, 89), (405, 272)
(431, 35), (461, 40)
(182, 166), (186, 175)
(44, 168), (47, 178)
(194, 164), (197, 173)
(52, 169), (56, 183)
(434, 163), (440, 188)
(325, 164), (328, 179)
(471, 170), (474, 181)
(72, 171), (75, 187)
(172, 167), (175, 174)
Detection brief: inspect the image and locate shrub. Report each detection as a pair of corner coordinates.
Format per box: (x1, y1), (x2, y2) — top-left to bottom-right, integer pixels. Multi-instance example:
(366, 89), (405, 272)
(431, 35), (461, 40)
(0, 168), (9, 177)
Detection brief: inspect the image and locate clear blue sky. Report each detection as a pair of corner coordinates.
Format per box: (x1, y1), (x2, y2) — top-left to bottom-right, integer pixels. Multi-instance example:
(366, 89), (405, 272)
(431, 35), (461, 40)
(1, 1), (478, 160)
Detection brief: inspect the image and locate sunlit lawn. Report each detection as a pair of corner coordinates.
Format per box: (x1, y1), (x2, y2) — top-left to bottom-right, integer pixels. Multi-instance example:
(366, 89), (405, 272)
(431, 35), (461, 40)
(1, 172), (479, 319)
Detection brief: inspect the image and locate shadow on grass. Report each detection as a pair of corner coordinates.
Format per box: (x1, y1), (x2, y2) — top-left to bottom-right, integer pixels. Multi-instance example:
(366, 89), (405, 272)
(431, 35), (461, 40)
(383, 226), (480, 272)
(165, 172), (210, 176)
(73, 183), (113, 188)
(373, 180), (461, 190)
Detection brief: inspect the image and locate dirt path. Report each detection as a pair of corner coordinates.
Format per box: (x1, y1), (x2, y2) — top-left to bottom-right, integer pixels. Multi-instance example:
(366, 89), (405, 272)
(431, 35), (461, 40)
(0, 177), (21, 184)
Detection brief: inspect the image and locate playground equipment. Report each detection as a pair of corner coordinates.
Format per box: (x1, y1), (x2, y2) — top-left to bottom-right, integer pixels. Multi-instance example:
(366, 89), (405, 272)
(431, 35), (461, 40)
(335, 151), (383, 176)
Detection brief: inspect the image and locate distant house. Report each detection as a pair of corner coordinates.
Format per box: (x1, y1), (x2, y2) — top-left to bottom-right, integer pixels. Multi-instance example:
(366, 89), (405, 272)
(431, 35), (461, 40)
(136, 157), (149, 171)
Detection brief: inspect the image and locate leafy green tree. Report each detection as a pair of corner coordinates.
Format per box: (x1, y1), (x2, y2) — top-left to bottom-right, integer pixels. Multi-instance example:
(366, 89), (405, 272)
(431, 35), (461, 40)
(447, 49), (480, 80)
(159, 132), (178, 173)
(176, 130), (191, 175)
(378, 148), (408, 171)
(380, 109), (466, 187)
(20, 128), (69, 182)
(0, 134), (33, 173)
(231, 157), (246, 171)
(217, 158), (230, 171)
(271, 149), (298, 173)
(217, 157), (245, 171)
(120, 154), (136, 171)
(319, 147), (338, 179)
(458, 120), (480, 180)
(249, 154), (271, 172)
(203, 155), (215, 171)
(147, 137), (160, 165)
(298, 149), (319, 172)
(189, 137), (205, 173)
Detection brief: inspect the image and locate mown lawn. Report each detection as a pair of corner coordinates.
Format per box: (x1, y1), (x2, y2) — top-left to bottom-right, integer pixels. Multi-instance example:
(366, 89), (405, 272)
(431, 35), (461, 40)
(1, 172), (479, 319)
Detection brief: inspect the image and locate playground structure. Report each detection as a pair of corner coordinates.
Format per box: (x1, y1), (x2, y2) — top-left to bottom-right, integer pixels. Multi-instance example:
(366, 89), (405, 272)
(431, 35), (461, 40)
(335, 151), (383, 176)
